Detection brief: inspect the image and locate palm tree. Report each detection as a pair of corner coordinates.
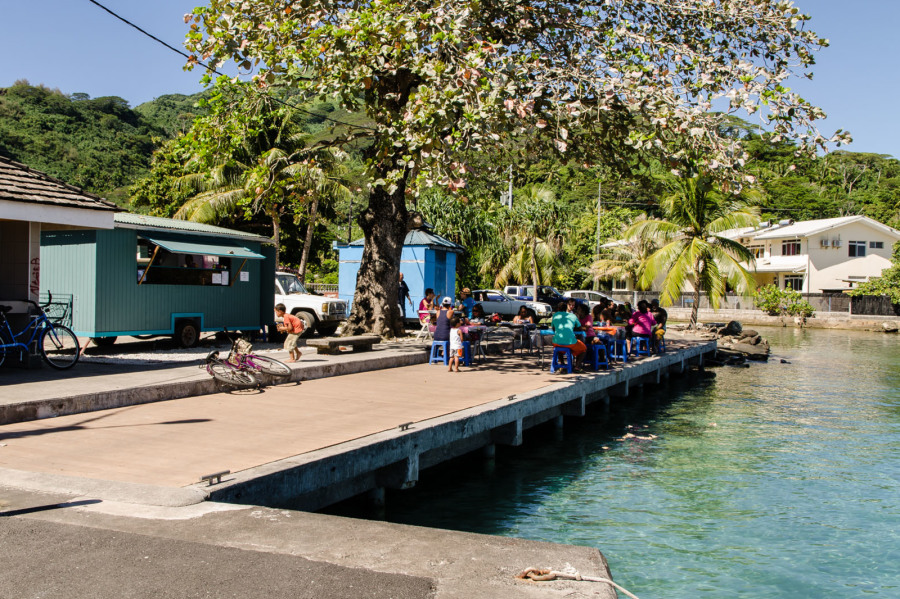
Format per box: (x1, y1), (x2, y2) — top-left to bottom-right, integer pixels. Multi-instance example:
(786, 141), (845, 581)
(627, 174), (759, 329)
(490, 186), (563, 303)
(590, 216), (658, 290)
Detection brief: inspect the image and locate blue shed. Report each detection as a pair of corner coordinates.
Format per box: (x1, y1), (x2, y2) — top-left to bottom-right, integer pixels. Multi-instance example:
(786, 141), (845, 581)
(334, 224), (463, 316)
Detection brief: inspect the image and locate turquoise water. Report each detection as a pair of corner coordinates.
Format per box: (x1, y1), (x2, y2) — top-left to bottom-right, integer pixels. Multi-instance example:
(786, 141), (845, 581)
(358, 328), (900, 598)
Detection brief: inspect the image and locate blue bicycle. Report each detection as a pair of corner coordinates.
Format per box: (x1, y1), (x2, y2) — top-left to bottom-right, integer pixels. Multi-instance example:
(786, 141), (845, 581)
(0, 294), (80, 369)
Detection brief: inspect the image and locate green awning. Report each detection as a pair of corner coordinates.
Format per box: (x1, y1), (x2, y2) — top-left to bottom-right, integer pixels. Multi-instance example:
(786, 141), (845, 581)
(141, 235), (265, 260)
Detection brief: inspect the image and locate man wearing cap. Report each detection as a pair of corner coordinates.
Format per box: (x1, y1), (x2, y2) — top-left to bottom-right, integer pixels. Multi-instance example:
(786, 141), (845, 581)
(458, 288), (475, 319)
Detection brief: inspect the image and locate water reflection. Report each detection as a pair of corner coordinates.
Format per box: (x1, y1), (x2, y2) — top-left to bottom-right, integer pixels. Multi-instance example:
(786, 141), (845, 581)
(327, 327), (900, 598)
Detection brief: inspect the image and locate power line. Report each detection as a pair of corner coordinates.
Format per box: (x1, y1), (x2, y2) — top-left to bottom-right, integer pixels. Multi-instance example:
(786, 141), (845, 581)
(85, 0), (375, 132)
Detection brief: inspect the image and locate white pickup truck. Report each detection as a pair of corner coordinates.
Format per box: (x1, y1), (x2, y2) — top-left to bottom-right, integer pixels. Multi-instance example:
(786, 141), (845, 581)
(275, 271), (348, 336)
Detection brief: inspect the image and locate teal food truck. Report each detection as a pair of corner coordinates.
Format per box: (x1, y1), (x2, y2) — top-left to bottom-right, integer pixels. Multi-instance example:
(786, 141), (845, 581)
(40, 213), (275, 347)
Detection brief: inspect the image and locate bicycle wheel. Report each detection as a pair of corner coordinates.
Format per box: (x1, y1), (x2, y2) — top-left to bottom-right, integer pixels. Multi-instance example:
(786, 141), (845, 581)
(40, 325), (80, 369)
(208, 361), (259, 389)
(248, 354), (292, 378)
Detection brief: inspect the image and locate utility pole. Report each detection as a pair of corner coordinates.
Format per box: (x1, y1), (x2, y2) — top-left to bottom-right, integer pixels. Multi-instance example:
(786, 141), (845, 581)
(594, 179), (602, 291)
(347, 196), (353, 244)
(507, 164), (513, 209)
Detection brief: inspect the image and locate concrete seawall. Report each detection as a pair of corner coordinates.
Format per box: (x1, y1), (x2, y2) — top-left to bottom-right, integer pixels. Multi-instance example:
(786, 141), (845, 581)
(666, 306), (899, 331)
(206, 341), (715, 511)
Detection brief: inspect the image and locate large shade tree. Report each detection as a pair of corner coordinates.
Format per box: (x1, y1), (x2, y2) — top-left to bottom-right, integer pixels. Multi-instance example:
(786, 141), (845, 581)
(185, 0), (845, 337)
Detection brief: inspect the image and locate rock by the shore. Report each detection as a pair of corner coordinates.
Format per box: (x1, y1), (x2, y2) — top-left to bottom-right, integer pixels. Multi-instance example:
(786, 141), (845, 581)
(882, 321), (899, 333)
(718, 321), (743, 337)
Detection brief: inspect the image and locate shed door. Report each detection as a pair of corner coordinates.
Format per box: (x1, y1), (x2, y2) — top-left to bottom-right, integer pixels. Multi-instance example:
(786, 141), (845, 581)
(434, 251), (447, 297)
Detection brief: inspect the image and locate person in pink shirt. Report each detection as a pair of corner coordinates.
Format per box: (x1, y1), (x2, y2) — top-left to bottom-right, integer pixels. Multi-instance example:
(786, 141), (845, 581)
(629, 300), (657, 352)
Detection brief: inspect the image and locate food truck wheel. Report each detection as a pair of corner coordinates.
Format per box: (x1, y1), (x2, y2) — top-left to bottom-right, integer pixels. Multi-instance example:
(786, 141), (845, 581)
(293, 310), (316, 337)
(175, 321), (199, 348)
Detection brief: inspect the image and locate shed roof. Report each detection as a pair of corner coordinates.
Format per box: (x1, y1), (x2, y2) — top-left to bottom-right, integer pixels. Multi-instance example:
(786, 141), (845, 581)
(0, 155), (118, 212)
(115, 213), (272, 243)
(346, 227), (464, 252)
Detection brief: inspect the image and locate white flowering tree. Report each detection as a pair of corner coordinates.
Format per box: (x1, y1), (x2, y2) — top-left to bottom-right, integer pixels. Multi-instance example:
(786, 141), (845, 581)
(185, 0), (846, 336)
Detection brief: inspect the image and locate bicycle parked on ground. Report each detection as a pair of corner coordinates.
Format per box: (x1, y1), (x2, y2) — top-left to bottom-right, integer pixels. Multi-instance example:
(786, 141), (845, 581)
(202, 329), (292, 388)
(0, 294), (80, 370)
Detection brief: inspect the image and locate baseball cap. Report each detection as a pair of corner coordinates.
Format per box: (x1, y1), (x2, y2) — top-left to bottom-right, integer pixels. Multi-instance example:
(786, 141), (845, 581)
(441, 296), (452, 306)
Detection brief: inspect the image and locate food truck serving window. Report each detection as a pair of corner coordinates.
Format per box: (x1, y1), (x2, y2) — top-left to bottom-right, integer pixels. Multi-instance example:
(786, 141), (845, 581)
(136, 236), (263, 286)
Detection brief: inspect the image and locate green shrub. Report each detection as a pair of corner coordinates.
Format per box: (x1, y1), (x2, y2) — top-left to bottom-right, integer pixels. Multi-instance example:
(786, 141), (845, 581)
(754, 284), (815, 319)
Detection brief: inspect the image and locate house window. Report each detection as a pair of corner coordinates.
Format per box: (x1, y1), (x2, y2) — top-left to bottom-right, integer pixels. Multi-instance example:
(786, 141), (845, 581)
(749, 246), (764, 258)
(614, 279), (628, 290)
(848, 241), (867, 257)
(783, 275), (804, 291)
(870, 241), (884, 249)
(782, 240), (801, 256)
(137, 239), (233, 285)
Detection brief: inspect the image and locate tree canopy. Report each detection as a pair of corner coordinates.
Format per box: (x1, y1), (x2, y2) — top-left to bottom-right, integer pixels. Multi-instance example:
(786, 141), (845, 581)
(183, 0), (845, 336)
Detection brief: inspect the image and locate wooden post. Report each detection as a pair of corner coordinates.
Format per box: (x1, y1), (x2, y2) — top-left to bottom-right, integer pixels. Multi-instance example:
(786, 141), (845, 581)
(138, 245), (160, 285)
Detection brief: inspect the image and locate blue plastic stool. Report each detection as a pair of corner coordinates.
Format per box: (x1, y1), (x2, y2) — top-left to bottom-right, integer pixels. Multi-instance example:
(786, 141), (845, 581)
(462, 341), (472, 366)
(429, 341), (450, 365)
(550, 346), (574, 374)
(587, 342), (609, 371)
(633, 335), (651, 356)
(610, 339), (628, 363)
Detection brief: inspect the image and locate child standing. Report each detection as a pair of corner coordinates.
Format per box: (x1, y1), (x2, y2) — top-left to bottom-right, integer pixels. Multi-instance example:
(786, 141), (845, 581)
(448, 316), (463, 372)
(275, 303), (304, 362)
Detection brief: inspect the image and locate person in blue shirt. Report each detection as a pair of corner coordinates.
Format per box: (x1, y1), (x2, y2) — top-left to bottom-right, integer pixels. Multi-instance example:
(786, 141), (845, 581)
(551, 301), (586, 370)
(457, 287), (475, 319)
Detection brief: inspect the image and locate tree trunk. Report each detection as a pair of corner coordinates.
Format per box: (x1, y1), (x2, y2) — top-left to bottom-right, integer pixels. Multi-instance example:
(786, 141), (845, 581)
(297, 197), (319, 283)
(270, 207), (281, 268)
(530, 239), (539, 303)
(691, 276), (702, 330)
(345, 184), (409, 338)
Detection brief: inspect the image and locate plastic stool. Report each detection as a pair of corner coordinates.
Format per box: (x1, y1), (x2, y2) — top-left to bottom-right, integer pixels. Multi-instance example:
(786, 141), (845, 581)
(462, 341), (472, 366)
(429, 341), (450, 365)
(588, 342), (609, 371)
(633, 335), (651, 356)
(610, 339), (628, 363)
(550, 346), (574, 374)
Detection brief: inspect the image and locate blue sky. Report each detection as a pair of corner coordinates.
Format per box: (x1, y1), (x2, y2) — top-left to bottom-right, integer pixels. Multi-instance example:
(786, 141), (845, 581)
(1, 0), (897, 158)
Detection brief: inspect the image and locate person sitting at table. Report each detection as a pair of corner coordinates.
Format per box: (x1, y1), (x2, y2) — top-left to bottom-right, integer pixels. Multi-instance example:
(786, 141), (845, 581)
(551, 301), (586, 370)
(418, 288), (436, 323)
(628, 300), (657, 354)
(575, 303), (599, 345)
(513, 306), (534, 325)
(457, 288), (475, 319)
(469, 303), (487, 324)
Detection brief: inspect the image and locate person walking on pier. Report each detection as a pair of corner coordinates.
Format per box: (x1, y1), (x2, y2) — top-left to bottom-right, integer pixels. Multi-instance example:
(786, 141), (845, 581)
(275, 303), (305, 363)
(398, 272), (413, 319)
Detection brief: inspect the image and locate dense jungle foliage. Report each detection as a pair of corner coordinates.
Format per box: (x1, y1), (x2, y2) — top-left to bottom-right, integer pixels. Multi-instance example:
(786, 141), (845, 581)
(2, 82), (899, 289)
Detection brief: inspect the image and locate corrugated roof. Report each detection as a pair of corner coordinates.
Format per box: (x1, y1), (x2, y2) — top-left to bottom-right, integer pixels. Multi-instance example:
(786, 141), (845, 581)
(348, 227), (464, 252)
(747, 255), (808, 273)
(0, 155), (118, 212)
(115, 213), (272, 243)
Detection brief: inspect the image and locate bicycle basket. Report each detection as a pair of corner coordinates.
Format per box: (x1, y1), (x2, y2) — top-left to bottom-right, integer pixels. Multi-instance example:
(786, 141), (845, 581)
(234, 338), (253, 354)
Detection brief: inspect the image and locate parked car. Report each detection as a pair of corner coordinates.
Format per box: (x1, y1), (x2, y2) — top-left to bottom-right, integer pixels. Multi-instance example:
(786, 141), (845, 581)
(563, 289), (624, 309)
(470, 289), (552, 320)
(503, 284), (578, 308)
(275, 271), (348, 336)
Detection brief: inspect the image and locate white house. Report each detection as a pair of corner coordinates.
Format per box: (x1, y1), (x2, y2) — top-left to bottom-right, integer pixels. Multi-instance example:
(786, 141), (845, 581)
(728, 216), (900, 293)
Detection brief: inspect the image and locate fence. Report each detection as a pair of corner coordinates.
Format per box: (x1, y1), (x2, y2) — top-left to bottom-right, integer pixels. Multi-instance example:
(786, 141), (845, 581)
(306, 283), (339, 297)
(608, 290), (896, 316)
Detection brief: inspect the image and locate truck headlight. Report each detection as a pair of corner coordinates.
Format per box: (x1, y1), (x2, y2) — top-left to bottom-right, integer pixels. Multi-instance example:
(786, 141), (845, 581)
(322, 303), (330, 313)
